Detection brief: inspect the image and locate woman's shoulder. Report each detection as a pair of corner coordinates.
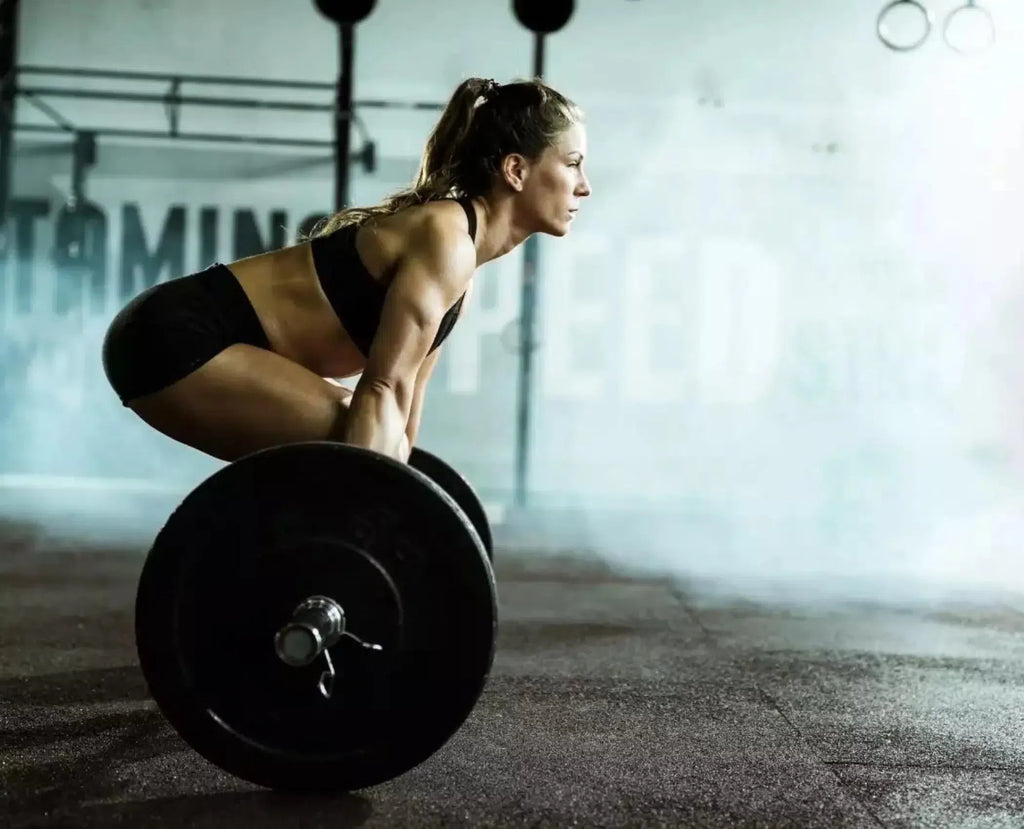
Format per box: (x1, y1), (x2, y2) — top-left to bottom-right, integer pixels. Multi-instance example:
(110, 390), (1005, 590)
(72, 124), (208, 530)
(379, 199), (474, 254)
(352, 199), (474, 284)
(388, 198), (469, 233)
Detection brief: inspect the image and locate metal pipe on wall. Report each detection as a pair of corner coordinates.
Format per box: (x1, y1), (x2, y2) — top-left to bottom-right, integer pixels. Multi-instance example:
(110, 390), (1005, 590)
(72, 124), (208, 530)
(0, 0), (20, 306)
(510, 0), (575, 507)
(334, 23), (355, 210)
(513, 32), (547, 509)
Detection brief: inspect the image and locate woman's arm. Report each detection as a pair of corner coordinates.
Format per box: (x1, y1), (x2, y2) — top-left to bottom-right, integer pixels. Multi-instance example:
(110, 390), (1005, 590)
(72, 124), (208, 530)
(405, 348), (440, 450)
(343, 216), (473, 461)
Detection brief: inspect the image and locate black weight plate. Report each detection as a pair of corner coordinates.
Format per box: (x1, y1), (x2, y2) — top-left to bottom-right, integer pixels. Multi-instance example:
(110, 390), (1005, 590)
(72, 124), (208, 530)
(135, 441), (496, 792)
(408, 448), (493, 560)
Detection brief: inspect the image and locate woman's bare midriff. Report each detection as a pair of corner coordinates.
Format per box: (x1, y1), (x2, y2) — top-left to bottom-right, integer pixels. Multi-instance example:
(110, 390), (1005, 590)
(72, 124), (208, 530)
(224, 200), (472, 380)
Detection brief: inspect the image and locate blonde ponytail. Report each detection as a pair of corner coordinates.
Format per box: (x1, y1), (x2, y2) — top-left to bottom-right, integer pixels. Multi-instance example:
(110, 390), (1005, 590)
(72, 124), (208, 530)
(308, 77), (495, 237)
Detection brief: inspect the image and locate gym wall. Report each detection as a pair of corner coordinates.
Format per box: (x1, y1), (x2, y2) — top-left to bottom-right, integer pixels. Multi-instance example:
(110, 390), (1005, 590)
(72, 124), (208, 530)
(4, 0), (1023, 579)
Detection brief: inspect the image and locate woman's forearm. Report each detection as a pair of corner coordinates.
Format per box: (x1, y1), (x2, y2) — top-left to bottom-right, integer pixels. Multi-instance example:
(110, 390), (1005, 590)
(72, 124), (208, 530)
(343, 383), (410, 461)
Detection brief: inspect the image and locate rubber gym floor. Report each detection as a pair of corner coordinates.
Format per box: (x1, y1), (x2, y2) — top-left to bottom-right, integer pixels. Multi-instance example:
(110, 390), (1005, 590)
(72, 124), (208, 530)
(3, 502), (1024, 828)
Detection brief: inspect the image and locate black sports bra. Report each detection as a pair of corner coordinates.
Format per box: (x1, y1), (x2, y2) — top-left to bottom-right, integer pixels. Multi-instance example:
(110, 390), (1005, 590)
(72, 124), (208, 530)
(308, 197), (475, 358)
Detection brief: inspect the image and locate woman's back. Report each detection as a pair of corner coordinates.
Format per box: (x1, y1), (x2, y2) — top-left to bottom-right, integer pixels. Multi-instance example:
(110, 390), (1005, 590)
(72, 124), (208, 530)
(227, 199), (475, 378)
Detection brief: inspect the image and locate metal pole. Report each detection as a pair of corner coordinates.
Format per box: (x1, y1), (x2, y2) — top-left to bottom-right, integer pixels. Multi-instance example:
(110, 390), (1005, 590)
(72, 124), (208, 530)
(13, 122), (335, 150)
(18, 64), (337, 90)
(0, 0), (20, 298)
(334, 23), (355, 210)
(16, 85), (338, 112)
(513, 31), (546, 508)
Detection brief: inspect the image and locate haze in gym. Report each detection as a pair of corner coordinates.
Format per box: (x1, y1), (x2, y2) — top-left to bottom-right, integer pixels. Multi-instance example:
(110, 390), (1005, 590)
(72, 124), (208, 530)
(5, 0), (1024, 824)
(4, 0), (1021, 601)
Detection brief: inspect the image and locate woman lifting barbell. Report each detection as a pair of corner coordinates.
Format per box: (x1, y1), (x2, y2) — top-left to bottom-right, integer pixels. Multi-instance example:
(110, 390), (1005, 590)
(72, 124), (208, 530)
(101, 76), (591, 464)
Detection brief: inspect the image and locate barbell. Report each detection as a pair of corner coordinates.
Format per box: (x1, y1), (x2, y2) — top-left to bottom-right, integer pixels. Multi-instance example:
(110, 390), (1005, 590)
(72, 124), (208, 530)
(408, 446), (492, 560)
(135, 441), (496, 792)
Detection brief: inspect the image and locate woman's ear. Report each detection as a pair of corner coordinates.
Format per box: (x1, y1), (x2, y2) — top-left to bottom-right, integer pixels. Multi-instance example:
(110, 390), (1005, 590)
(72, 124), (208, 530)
(501, 153), (528, 192)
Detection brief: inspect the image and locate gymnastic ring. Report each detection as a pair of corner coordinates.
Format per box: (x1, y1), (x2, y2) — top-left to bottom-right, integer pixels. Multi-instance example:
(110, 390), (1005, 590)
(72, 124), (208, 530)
(942, 0), (995, 55)
(876, 0), (933, 52)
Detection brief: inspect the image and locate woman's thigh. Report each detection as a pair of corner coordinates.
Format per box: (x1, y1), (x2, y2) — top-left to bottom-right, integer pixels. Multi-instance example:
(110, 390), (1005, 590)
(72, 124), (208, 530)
(128, 343), (353, 462)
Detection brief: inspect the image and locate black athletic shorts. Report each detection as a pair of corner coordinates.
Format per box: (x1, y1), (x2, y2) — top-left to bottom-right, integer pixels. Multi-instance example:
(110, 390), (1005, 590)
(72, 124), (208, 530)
(101, 263), (271, 405)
